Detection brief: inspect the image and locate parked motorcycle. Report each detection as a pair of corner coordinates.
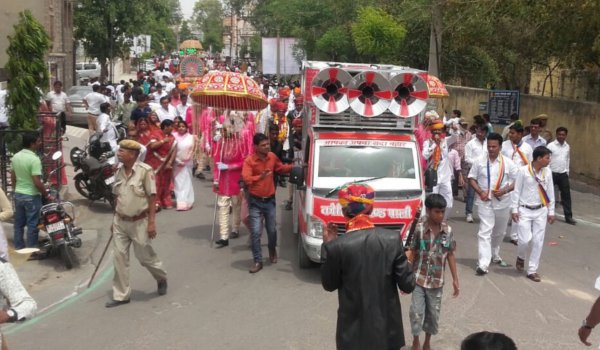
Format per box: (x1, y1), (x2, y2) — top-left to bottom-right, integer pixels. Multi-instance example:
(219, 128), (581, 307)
(38, 152), (83, 269)
(70, 132), (116, 208)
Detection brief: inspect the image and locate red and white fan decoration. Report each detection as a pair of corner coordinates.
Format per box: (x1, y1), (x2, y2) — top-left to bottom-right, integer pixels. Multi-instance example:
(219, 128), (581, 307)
(388, 72), (429, 118)
(346, 71), (393, 117)
(310, 68), (352, 114)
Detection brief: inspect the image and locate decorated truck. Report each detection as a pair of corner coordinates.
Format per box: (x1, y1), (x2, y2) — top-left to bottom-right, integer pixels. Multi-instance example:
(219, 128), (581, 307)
(290, 61), (431, 268)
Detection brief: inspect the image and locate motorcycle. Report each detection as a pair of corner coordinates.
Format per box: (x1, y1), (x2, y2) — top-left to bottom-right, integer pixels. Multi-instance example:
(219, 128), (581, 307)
(70, 132), (116, 208)
(38, 152), (83, 269)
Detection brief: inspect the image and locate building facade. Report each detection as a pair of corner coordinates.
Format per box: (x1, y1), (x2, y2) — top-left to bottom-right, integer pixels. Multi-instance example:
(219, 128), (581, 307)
(0, 0), (75, 89)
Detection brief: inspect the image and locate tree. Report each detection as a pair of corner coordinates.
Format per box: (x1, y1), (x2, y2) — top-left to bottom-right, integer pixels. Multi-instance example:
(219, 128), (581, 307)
(351, 6), (407, 62)
(179, 20), (195, 41)
(5, 10), (51, 130)
(192, 0), (225, 54)
(315, 26), (355, 61)
(74, 0), (175, 79)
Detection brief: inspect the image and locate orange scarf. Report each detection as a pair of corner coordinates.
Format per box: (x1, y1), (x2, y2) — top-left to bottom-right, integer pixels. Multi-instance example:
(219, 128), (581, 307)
(346, 214), (375, 233)
(512, 143), (529, 165)
(432, 143), (442, 170)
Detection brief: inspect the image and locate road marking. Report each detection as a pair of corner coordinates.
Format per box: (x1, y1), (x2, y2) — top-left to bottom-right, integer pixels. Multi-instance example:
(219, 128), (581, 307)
(485, 277), (505, 296)
(553, 309), (571, 322)
(535, 309), (549, 324)
(562, 288), (596, 302)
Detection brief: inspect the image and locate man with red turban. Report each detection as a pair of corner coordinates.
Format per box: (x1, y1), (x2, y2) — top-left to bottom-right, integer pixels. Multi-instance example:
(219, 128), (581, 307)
(321, 182), (416, 350)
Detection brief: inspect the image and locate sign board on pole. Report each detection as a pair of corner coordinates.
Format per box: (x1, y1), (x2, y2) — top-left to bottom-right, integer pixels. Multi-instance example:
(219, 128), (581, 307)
(262, 38), (303, 75)
(487, 90), (519, 125)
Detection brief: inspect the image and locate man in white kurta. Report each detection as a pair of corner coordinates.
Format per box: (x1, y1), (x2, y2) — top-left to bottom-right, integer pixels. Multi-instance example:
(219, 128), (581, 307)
(468, 133), (518, 275)
(501, 122), (533, 244)
(422, 122), (453, 220)
(511, 146), (555, 282)
(464, 125), (488, 223)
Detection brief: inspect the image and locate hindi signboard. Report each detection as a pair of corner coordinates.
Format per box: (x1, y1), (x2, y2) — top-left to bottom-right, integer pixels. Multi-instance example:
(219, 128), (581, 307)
(488, 90), (519, 125)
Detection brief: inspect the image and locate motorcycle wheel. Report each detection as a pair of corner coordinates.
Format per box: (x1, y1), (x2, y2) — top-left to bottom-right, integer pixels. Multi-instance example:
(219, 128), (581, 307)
(59, 244), (75, 270)
(74, 173), (103, 200)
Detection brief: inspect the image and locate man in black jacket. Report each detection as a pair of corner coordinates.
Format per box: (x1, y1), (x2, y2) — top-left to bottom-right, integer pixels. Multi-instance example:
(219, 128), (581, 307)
(321, 183), (416, 350)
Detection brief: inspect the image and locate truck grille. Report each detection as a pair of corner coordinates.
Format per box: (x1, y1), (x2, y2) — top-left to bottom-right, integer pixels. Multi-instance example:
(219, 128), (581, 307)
(317, 111), (414, 130)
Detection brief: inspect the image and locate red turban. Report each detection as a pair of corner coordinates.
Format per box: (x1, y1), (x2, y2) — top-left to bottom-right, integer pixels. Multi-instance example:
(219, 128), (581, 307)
(338, 183), (375, 217)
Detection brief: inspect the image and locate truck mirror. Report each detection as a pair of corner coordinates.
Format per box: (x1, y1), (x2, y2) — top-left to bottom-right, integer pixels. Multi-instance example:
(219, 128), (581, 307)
(288, 166), (304, 186)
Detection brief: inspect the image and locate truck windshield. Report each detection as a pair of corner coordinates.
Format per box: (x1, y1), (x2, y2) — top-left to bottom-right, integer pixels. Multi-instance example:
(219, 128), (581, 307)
(314, 140), (421, 191)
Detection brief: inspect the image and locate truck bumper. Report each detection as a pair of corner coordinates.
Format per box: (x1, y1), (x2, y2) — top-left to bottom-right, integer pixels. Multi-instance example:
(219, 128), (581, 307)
(302, 235), (323, 263)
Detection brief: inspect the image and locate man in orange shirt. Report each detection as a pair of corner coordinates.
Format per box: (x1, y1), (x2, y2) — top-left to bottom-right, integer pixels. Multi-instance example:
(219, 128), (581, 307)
(242, 133), (293, 273)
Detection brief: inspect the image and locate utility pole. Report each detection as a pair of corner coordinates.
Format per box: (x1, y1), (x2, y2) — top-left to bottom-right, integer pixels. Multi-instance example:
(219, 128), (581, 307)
(428, 0), (443, 76)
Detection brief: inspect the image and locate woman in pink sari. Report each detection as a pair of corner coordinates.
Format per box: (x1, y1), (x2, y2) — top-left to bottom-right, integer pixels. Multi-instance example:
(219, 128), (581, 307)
(173, 121), (198, 211)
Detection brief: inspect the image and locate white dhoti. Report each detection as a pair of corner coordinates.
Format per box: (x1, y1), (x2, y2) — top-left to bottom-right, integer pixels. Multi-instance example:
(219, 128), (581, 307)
(433, 180), (453, 219)
(516, 207), (548, 275)
(477, 202), (511, 271)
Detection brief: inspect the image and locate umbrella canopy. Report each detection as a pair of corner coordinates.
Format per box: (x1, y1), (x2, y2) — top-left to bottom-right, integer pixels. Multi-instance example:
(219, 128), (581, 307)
(190, 71), (268, 111)
(180, 39), (203, 50)
(419, 73), (449, 98)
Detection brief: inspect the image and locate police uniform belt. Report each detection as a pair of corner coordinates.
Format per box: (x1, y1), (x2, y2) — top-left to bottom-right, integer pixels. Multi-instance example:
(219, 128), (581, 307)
(117, 210), (148, 221)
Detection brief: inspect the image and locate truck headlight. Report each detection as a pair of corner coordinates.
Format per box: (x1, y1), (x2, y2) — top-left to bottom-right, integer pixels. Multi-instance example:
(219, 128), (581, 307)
(307, 215), (325, 238)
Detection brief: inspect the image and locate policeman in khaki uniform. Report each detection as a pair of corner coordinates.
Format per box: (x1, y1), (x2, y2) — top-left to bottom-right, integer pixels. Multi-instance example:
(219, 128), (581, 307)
(106, 139), (168, 308)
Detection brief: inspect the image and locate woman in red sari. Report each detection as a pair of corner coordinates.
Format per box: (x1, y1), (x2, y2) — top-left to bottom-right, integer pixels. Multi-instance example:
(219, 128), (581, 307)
(136, 117), (177, 210)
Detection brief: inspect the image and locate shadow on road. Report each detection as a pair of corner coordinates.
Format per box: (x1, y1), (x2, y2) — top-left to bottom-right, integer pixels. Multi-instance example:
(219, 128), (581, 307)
(177, 224), (212, 242)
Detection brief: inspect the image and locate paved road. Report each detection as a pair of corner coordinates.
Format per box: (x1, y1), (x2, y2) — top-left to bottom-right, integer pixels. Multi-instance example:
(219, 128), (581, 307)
(5, 179), (600, 349)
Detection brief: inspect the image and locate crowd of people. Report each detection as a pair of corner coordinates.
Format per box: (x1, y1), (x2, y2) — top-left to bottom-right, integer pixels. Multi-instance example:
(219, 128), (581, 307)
(2, 57), (591, 348)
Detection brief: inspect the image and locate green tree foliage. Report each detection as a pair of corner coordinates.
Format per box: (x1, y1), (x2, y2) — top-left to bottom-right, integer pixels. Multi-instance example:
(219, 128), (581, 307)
(315, 26), (354, 62)
(351, 6), (406, 62)
(74, 0), (175, 78)
(193, 0), (225, 54)
(5, 10), (51, 130)
(249, 0), (600, 92)
(178, 20), (195, 41)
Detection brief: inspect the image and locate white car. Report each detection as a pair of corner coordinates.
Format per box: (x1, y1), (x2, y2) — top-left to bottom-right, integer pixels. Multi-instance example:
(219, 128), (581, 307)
(76, 62), (101, 81)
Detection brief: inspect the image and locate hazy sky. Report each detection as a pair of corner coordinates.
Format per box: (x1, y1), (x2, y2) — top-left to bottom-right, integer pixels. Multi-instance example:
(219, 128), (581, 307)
(179, 0), (195, 19)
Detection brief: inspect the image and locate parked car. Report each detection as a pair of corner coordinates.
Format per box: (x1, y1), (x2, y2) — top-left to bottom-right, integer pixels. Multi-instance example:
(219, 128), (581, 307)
(76, 62), (101, 81)
(66, 86), (92, 126)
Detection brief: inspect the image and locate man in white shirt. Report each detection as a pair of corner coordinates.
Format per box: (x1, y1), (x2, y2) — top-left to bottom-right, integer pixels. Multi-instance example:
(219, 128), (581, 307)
(523, 118), (547, 149)
(468, 133), (518, 275)
(422, 120), (454, 220)
(176, 94), (191, 118)
(45, 81), (72, 115)
(511, 146), (555, 282)
(96, 102), (119, 157)
(155, 96), (177, 122)
(163, 77), (176, 93)
(83, 84), (109, 134)
(547, 126), (575, 225)
(152, 84), (167, 104)
(464, 124), (488, 223)
(501, 121), (533, 244)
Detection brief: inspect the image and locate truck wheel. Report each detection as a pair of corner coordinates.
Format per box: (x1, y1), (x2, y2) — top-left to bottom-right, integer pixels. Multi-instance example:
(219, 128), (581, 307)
(298, 236), (314, 269)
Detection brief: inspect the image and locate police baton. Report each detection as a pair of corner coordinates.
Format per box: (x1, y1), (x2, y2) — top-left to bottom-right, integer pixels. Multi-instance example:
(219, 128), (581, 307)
(87, 224), (114, 288)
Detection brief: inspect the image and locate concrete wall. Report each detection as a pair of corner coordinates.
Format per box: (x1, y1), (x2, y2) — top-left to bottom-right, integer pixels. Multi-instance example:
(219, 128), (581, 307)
(0, 0), (74, 89)
(442, 85), (600, 182)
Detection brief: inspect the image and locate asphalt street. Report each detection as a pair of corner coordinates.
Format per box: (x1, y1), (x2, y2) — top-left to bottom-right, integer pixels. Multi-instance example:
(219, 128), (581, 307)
(4, 167), (600, 349)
